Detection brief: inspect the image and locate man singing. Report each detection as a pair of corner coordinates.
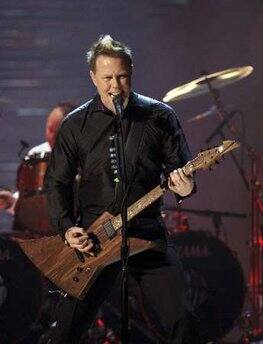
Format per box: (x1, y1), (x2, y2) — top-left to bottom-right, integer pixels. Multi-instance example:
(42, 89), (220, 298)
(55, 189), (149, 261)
(44, 35), (201, 343)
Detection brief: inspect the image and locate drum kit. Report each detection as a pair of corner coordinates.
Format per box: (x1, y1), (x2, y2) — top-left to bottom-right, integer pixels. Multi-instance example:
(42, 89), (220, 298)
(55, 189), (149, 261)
(0, 65), (258, 343)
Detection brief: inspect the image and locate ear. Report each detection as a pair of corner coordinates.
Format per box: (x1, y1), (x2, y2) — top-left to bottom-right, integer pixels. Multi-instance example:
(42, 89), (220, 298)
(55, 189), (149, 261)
(90, 70), (97, 87)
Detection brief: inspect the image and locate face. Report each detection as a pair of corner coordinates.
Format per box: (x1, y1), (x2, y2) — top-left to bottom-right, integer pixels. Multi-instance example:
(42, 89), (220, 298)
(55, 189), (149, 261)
(90, 55), (132, 113)
(45, 107), (64, 148)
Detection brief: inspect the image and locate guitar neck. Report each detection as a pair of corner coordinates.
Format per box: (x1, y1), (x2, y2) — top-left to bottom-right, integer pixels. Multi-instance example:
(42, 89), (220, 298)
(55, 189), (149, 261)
(110, 162), (193, 230)
(107, 140), (239, 233)
(111, 185), (165, 230)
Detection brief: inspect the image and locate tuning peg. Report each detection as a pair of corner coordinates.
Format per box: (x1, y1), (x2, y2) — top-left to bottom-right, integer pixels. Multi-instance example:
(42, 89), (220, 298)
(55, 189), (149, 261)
(215, 160), (220, 165)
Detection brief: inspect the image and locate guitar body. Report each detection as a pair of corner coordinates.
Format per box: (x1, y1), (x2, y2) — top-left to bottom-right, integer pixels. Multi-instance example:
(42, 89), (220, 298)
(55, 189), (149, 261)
(18, 211), (156, 300)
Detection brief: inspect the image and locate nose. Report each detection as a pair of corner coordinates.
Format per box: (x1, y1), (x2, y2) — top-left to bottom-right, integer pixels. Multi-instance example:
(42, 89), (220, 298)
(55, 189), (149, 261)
(111, 76), (121, 90)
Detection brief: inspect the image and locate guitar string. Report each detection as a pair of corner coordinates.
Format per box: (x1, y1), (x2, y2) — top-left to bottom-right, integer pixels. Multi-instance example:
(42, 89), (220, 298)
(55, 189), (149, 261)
(93, 186), (163, 243)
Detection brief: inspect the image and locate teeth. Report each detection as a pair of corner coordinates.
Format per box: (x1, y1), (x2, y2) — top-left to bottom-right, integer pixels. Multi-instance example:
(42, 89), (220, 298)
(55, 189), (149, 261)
(110, 93), (121, 98)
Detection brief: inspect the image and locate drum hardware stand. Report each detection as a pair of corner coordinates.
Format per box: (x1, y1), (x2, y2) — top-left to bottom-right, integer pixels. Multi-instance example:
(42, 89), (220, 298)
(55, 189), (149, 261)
(211, 212), (228, 242)
(163, 206), (247, 242)
(201, 70), (249, 191)
(201, 71), (263, 341)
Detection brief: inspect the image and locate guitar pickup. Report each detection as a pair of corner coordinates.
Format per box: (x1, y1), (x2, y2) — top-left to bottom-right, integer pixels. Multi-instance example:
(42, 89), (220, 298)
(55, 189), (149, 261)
(103, 220), (117, 239)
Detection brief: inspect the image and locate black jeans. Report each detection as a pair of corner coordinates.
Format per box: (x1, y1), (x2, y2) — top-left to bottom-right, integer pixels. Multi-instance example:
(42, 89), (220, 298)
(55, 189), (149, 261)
(45, 243), (202, 344)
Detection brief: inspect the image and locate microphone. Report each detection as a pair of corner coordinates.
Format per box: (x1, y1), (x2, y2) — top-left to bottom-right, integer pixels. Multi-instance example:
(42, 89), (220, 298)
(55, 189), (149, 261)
(187, 106), (217, 123)
(112, 94), (124, 117)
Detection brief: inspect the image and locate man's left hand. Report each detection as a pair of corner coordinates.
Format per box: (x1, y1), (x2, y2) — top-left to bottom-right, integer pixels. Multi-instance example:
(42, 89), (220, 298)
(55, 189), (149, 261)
(168, 168), (194, 197)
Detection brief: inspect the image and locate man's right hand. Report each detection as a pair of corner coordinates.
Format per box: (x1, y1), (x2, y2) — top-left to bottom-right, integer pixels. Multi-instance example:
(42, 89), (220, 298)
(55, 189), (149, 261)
(65, 227), (94, 254)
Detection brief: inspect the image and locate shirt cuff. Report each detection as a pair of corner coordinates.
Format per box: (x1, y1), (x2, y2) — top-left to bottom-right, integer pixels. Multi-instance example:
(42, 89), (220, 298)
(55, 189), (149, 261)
(58, 217), (76, 239)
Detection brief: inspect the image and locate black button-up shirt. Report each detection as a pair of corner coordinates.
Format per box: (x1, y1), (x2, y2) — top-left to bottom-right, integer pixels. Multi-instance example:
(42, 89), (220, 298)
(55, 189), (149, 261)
(44, 92), (192, 240)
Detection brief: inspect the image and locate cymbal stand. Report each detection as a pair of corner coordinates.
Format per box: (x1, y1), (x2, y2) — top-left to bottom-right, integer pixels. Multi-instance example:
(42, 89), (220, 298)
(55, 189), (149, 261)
(202, 71), (249, 190)
(202, 71), (263, 340)
(211, 212), (228, 243)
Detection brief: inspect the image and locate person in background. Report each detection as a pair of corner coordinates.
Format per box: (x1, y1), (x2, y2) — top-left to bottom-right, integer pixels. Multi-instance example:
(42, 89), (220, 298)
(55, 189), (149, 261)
(0, 102), (76, 227)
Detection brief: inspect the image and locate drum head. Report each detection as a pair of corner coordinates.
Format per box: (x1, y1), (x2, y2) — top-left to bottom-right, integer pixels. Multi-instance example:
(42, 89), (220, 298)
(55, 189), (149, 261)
(0, 235), (42, 342)
(171, 230), (246, 341)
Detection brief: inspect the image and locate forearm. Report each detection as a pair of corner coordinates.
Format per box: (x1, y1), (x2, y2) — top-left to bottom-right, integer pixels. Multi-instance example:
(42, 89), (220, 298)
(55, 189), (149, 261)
(44, 174), (76, 239)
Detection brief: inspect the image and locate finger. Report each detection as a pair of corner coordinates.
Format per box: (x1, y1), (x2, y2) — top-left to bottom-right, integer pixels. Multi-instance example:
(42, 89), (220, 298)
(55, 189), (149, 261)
(68, 235), (89, 245)
(169, 170), (180, 184)
(177, 168), (189, 183)
(68, 230), (87, 239)
(71, 239), (89, 249)
(67, 235), (89, 245)
(78, 242), (94, 254)
(66, 227), (84, 239)
(72, 232), (89, 240)
(70, 239), (91, 248)
(71, 228), (86, 236)
(168, 178), (181, 194)
(168, 176), (179, 191)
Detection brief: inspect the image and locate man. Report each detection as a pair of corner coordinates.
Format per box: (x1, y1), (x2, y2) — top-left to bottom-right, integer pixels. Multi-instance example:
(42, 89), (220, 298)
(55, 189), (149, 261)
(27, 102), (76, 156)
(0, 102), (75, 231)
(44, 35), (200, 343)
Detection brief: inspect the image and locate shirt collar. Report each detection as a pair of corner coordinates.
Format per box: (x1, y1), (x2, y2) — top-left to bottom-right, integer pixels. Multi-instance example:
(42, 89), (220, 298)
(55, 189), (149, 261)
(89, 91), (143, 116)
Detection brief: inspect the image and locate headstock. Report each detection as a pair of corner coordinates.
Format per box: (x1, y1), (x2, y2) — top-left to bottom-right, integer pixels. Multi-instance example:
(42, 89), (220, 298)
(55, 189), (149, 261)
(184, 140), (240, 175)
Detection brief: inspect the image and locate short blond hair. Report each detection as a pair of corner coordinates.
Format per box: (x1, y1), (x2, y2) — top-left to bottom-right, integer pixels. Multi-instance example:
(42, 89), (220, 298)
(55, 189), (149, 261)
(86, 34), (132, 72)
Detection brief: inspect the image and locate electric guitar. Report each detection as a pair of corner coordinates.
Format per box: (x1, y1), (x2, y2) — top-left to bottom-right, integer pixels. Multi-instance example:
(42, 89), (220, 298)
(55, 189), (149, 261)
(18, 140), (239, 300)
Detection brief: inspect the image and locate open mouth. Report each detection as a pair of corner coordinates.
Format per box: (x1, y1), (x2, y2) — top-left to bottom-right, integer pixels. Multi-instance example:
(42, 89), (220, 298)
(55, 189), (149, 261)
(109, 92), (122, 98)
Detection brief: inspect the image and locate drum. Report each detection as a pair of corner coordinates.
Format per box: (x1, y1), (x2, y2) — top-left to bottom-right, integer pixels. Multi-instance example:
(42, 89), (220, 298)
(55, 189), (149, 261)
(171, 230), (246, 342)
(16, 152), (50, 196)
(14, 194), (54, 234)
(14, 152), (55, 234)
(0, 233), (42, 343)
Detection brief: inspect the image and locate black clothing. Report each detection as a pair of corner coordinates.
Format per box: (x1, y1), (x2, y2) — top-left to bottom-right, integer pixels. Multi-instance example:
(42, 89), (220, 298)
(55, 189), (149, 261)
(48, 245), (198, 344)
(44, 92), (192, 239)
(44, 92), (200, 344)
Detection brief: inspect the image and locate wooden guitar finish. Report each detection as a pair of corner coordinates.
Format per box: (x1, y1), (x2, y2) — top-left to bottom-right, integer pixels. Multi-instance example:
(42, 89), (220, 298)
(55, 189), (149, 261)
(17, 140), (239, 300)
(18, 212), (159, 300)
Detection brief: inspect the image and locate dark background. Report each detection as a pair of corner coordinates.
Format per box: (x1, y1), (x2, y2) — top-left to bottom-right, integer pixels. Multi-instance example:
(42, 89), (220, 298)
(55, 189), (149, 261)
(0, 1), (262, 341)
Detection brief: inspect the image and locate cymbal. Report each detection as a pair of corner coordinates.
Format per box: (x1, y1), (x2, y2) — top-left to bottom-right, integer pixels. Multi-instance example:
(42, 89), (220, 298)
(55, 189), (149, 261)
(163, 66), (253, 103)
